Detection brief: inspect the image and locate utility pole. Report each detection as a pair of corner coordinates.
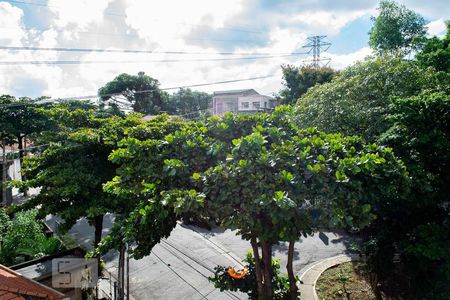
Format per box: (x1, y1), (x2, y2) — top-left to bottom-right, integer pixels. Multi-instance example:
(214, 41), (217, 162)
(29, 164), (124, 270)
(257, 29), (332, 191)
(2, 139), (6, 205)
(302, 35), (332, 67)
(126, 244), (130, 300)
(118, 245), (125, 300)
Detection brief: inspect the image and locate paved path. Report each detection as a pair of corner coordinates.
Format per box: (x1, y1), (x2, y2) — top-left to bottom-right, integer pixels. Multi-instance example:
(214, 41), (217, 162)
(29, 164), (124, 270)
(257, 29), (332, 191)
(298, 254), (361, 300)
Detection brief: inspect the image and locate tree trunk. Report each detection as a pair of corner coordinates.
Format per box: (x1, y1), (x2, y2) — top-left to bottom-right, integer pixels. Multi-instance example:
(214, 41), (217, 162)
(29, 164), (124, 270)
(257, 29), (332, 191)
(18, 135), (24, 162)
(17, 135), (27, 196)
(251, 237), (264, 299)
(261, 241), (273, 300)
(287, 240), (298, 300)
(93, 215), (104, 249)
(2, 139), (8, 205)
(93, 215), (104, 278)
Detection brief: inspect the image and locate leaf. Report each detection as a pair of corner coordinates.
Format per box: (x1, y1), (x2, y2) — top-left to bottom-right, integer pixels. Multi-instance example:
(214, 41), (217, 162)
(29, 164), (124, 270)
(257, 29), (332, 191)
(362, 204), (371, 214)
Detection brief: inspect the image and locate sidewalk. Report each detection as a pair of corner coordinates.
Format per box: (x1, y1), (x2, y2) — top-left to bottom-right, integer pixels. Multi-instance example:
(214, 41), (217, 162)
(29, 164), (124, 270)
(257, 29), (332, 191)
(298, 254), (361, 300)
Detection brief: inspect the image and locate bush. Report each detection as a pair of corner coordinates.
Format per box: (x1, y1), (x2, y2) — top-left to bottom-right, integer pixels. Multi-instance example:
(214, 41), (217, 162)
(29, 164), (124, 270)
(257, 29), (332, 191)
(0, 208), (62, 265)
(209, 252), (299, 300)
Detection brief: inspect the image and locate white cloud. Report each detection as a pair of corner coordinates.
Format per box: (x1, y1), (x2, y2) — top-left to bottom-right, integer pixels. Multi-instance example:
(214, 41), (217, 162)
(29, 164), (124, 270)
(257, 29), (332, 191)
(125, 0), (245, 49)
(286, 10), (372, 35)
(427, 19), (447, 37)
(0, 0), (447, 100)
(0, 2), (26, 46)
(328, 47), (373, 70)
(48, 0), (115, 29)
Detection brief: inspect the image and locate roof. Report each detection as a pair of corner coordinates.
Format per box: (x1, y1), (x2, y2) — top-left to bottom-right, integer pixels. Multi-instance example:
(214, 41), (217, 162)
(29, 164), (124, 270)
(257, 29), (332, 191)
(213, 89), (258, 96)
(11, 247), (85, 281)
(0, 264), (66, 300)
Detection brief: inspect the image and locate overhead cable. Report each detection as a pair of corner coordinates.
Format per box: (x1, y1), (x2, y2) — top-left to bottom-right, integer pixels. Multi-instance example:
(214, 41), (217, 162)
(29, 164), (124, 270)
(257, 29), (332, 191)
(0, 75), (276, 108)
(0, 45), (306, 56)
(0, 54), (303, 66)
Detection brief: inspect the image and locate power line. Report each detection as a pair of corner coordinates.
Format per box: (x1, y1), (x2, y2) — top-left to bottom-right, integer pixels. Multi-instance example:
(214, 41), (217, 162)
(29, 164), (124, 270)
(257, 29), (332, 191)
(4, 0), (265, 35)
(152, 250), (208, 299)
(0, 75), (277, 108)
(0, 54), (304, 66)
(0, 45), (306, 56)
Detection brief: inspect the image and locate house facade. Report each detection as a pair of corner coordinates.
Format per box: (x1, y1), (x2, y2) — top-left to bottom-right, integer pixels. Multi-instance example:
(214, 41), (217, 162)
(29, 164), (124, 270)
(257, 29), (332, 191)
(212, 89), (277, 115)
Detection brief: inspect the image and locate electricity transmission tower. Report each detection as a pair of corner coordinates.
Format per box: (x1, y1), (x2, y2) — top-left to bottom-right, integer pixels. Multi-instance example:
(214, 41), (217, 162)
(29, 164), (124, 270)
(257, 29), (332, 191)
(302, 35), (332, 67)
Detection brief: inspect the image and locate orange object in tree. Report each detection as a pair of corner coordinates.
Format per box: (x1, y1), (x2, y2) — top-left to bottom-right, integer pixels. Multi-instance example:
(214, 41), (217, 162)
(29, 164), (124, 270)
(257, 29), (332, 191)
(226, 266), (249, 279)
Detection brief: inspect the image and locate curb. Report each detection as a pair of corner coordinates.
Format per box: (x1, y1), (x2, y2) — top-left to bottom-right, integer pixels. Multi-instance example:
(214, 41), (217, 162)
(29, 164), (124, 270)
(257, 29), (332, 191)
(298, 254), (361, 300)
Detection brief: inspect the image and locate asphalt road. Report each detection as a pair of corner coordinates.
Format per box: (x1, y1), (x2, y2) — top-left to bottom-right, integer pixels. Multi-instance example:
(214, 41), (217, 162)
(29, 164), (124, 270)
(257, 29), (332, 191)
(45, 215), (353, 300)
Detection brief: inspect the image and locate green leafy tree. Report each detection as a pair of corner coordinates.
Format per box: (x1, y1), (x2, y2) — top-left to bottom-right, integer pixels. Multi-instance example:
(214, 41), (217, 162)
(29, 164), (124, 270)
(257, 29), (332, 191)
(17, 111), (143, 257)
(0, 208), (61, 266)
(297, 55), (450, 141)
(164, 88), (212, 118)
(98, 72), (168, 114)
(0, 95), (53, 166)
(186, 122), (407, 299)
(415, 20), (450, 72)
(279, 65), (337, 105)
(100, 109), (408, 300)
(0, 95), (55, 199)
(370, 91), (450, 299)
(369, 0), (427, 54)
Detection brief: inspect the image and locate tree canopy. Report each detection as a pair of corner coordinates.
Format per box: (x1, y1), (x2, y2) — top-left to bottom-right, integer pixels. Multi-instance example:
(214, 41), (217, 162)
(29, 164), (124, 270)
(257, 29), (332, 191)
(165, 88), (212, 118)
(369, 0), (427, 54)
(372, 91), (450, 298)
(98, 72), (168, 114)
(279, 65), (337, 105)
(17, 107), (143, 251)
(296, 55), (450, 141)
(0, 95), (53, 153)
(0, 208), (61, 266)
(97, 108), (408, 299)
(415, 20), (450, 72)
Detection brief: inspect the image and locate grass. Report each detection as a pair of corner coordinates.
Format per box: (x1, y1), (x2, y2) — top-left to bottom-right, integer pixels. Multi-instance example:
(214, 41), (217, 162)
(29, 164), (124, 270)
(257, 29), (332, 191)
(315, 261), (377, 300)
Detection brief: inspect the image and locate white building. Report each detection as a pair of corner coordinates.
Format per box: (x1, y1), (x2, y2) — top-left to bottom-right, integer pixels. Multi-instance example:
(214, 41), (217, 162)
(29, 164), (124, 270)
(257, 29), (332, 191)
(212, 89), (277, 115)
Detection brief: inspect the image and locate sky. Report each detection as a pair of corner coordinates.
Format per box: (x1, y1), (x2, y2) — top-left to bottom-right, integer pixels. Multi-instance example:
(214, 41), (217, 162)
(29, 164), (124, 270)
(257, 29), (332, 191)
(0, 0), (448, 99)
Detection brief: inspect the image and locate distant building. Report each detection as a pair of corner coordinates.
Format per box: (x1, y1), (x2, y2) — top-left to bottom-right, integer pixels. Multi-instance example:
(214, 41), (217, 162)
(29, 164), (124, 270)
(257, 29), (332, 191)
(212, 89), (277, 115)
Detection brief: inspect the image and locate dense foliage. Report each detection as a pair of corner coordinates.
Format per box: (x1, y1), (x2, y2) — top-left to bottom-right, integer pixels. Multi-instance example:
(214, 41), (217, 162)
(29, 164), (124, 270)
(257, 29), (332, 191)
(210, 252), (293, 300)
(369, 0), (426, 54)
(97, 108), (408, 299)
(17, 107), (143, 252)
(297, 55), (450, 141)
(279, 65), (337, 105)
(0, 208), (61, 266)
(368, 91), (450, 299)
(98, 72), (168, 114)
(5, 3), (447, 298)
(415, 21), (450, 72)
(165, 88), (212, 118)
(295, 25), (450, 297)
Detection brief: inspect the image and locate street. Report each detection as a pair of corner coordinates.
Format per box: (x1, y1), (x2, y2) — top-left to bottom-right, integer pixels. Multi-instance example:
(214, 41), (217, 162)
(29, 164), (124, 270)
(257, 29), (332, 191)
(46, 215), (353, 300)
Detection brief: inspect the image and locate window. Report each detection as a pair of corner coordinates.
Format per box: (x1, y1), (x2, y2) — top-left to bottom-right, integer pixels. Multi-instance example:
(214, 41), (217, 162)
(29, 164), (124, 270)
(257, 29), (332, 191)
(264, 102), (267, 108)
(241, 102), (249, 108)
(252, 102), (260, 109)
